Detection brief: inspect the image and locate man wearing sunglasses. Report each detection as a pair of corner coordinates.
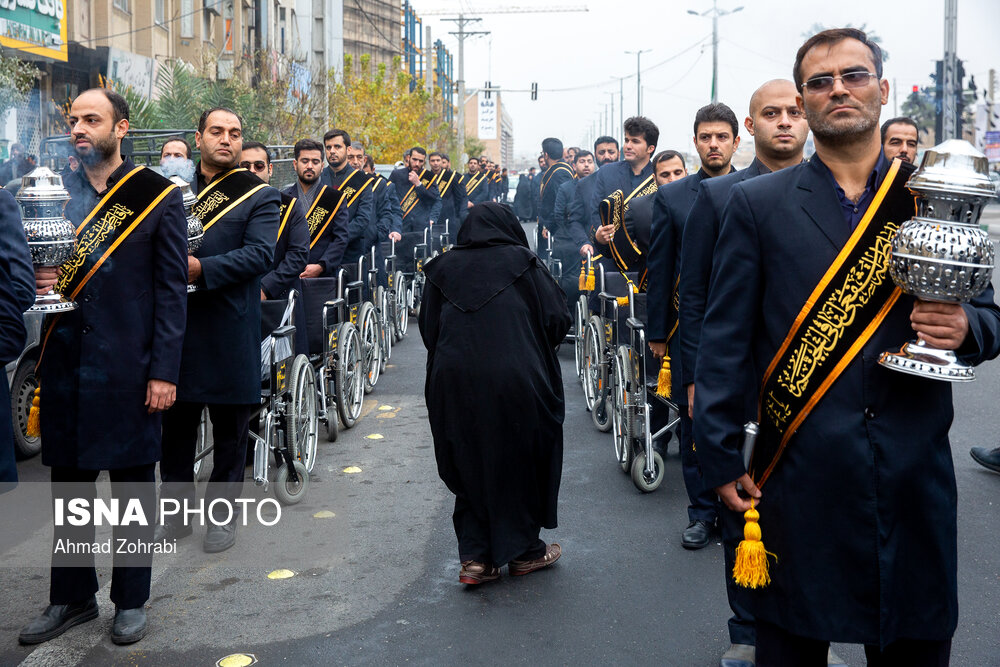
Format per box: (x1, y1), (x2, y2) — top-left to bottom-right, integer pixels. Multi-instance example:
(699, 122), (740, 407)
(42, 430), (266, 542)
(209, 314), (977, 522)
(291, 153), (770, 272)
(694, 28), (1000, 664)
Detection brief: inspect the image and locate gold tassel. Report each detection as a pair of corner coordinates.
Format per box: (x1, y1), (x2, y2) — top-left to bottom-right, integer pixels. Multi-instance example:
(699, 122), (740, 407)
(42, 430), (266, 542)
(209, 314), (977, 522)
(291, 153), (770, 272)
(655, 355), (672, 398)
(616, 296), (629, 307)
(732, 501), (774, 588)
(584, 264), (595, 291)
(26, 386), (40, 438)
(578, 263), (586, 291)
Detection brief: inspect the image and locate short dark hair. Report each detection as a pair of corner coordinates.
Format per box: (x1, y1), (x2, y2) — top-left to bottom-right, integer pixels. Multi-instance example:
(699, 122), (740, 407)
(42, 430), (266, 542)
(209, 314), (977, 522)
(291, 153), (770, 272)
(323, 129), (350, 146)
(528, 167), (536, 173)
(652, 150), (684, 167)
(429, 151), (444, 159)
(693, 103), (739, 138)
(80, 88), (130, 124)
(574, 150), (594, 163)
(364, 155), (374, 170)
(880, 116), (920, 142)
(467, 157), (480, 164)
(793, 27), (883, 90)
(410, 146), (427, 157)
(623, 116), (659, 149)
(593, 135), (618, 151)
(198, 107), (242, 133)
(294, 138), (324, 159)
(160, 136), (191, 159)
(541, 137), (563, 161)
(441, 153), (450, 162)
(242, 140), (270, 164)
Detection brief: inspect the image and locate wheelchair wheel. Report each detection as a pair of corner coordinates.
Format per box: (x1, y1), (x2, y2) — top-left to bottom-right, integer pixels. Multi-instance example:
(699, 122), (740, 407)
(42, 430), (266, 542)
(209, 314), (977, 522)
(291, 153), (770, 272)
(288, 355), (318, 474)
(336, 322), (364, 428)
(590, 318), (612, 433)
(582, 315), (602, 412)
(193, 406), (211, 482)
(394, 271), (408, 339)
(574, 295), (588, 383)
(358, 301), (382, 394)
(631, 450), (665, 493)
(376, 286), (391, 370)
(611, 346), (631, 472)
(274, 460), (309, 505)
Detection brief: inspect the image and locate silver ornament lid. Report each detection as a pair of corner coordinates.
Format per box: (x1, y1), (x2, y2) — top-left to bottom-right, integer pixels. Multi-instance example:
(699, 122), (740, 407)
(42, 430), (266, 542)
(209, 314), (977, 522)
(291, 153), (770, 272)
(16, 166), (71, 203)
(906, 139), (997, 200)
(169, 175), (197, 209)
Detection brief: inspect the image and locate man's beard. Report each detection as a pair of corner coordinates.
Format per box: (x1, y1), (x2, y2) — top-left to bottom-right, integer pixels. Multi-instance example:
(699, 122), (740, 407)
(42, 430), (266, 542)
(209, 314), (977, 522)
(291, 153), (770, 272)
(329, 155), (344, 170)
(599, 157), (615, 166)
(299, 171), (318, 185)
(806, 96), (880, 146)
(74, 131), (117, 167)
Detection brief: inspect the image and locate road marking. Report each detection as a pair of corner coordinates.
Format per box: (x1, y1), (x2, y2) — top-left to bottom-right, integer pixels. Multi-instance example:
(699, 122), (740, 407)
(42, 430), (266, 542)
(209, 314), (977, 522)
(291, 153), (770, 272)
(217, 654), (257, 667)
(267, 569), (295, 580)
(342, 466), (362, 474)
(312, 510), (335, 518)
(365, 433), (384, 440)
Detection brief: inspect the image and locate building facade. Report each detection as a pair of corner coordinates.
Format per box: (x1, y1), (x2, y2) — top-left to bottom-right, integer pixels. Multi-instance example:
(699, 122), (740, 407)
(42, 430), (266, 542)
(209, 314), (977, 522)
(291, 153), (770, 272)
(464, 91), (513, 168)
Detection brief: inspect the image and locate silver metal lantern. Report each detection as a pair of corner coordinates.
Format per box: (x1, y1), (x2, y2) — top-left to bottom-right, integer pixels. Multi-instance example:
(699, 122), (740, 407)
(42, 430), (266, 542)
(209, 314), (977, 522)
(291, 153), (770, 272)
(16, 167), (79, 312)
(169, 175), (204, 293)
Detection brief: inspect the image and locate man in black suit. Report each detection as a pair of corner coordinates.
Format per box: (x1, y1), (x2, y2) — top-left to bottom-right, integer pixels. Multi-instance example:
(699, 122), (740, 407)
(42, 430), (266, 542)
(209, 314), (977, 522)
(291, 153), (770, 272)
(0, 190), (35, 488)
(320, 130), (375, 265)
(285, 139), (349, 279)
(537, 138), (574, 259)
(646, 102), (740, 552)
(390, 146), (441, 234)
(679, 80), (808, 667)
(696, 28), (1000, 663)
(20, 89), (188, 645)
(157, 107), (279, 554)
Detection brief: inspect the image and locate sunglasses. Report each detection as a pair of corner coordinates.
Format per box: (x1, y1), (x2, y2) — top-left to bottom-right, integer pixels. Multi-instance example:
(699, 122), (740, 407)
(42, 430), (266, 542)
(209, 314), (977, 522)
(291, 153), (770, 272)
(239, 160), (268, 172)
(801, 71), (877, 94)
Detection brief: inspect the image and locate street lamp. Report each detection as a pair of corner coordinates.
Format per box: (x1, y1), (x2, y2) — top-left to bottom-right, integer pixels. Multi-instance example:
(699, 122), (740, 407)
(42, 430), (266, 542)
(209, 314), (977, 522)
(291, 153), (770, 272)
(688, 0), (743, 103)
(625, 49), (651, 115)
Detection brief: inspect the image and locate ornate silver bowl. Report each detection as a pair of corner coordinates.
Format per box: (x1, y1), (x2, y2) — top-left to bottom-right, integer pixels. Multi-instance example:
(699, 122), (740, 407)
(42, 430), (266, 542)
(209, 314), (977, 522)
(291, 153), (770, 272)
(879, 140), (998, 381)
(16, 167), (79, 312)
(170, 175), (203, 293)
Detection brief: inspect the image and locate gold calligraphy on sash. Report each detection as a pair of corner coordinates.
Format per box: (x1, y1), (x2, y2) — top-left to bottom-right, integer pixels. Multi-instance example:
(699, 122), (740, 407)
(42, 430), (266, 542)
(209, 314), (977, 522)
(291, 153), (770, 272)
(400, 169), (434, 218)
(277, 195), (297, 242)
(193, 168), (267, 232)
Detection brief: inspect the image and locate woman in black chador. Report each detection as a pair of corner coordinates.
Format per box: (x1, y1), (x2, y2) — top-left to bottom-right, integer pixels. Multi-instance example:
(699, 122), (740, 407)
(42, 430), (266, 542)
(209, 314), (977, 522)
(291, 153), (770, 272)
(419, 202), (571, 585)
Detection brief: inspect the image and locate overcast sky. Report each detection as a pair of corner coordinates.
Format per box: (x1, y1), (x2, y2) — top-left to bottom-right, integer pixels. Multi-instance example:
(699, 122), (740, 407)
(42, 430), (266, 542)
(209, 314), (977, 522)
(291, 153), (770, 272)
(419, 0), (999, 165)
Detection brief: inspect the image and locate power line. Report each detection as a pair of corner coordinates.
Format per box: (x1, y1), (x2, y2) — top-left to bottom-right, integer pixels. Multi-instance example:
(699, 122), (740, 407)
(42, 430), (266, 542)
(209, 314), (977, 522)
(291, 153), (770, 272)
(353, 0), (400, 51)
(544, 34), (711, 92)
(644, 49), (707, 94)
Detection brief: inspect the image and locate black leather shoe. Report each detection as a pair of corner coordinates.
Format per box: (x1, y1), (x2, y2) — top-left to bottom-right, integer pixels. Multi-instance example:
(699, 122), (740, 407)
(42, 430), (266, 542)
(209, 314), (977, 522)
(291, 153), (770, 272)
(682, 520), (713, 550)
(18, 597), (99, 644)
(153, 517), (193, 543)
(111, 607), (147, 645)
(971, 446), (1000, 473)
(203, 519), (237, 553)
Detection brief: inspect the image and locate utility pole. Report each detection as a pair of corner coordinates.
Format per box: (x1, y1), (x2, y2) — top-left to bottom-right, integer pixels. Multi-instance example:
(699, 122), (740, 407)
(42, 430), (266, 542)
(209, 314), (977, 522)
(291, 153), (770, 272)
(425, 25), (434, 132)
(942, 0), (958, 140)
(688, 0), (743, 103)
(990, 69), (997, 132)
(625, 49), (650, 115)
(443, 15), (490, 164)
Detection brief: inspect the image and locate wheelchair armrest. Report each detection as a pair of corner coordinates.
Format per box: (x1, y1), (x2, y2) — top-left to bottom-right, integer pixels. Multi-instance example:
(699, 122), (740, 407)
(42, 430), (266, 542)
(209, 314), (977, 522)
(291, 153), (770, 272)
(626, 317), (645, 332)
(322, 298), (346, 329)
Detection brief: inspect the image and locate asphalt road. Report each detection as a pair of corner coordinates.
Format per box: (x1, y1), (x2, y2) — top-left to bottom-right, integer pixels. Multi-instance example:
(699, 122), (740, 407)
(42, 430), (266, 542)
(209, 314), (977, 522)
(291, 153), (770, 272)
(2, 245), (1000, 666)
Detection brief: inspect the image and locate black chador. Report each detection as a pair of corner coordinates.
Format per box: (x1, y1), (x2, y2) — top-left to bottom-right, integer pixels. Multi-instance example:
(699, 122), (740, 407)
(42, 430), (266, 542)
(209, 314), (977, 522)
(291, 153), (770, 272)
(419, 203), (571, 566)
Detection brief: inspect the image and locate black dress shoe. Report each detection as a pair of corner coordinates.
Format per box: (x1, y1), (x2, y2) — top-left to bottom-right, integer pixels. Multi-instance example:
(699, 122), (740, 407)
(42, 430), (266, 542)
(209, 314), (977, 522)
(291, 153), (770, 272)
(682, 520), (713, 550)
(111, 607), (147, 645)
(203, 519), (237, 553)
(153, 518), (193, 543)
(971, 446), (1000, 473)
(18, 597), (99, 644)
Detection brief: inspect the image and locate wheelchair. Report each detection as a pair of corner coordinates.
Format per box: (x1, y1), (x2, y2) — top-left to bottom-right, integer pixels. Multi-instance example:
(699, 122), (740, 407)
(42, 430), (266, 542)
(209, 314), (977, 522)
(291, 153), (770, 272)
(381, 238), (409, 342)
(313, 269), (365, 442)
(366, 245), (391, 375)
(581, 263), (621, 433)
(610, 289), (678, 493)
(573, 251), (595, 385)
(250, 290), (318, 505)
(402, 227), (432, 319)
(339, 254), (384, 395)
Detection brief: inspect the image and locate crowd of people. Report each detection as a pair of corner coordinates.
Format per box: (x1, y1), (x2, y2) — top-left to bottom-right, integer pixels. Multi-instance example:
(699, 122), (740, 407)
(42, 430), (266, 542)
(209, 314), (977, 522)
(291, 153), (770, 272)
(0, 24), (998, 667)
(422, 27), (1000, 667)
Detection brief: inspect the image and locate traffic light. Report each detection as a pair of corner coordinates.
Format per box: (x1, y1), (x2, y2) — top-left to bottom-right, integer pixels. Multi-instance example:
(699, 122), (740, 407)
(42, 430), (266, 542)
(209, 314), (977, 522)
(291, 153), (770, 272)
(484, 81), (492, 99)
(531, 82), (538, 101)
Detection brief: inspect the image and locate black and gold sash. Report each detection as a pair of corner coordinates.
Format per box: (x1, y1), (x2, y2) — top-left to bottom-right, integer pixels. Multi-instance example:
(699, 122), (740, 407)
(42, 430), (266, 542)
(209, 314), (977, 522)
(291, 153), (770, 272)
(336, 168), (374, 211)
(465, 171), (488, 195)
(604, 174), (659, 288)
(193, 167), (267, 232)
(305, 185), (349, 249)
(751, 160), (916, 487)
(57, 167), (177, 299)
(277, 193), (298, 243)
(436, 169), (459, 198)
(540, 162), (574, 197)
(400, 169), (435, 218)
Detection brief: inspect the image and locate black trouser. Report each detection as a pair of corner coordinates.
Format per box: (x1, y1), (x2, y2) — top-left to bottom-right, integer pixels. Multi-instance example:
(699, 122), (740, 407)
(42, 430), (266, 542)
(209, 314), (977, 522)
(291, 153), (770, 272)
(49, 463), (156, 609)
(452, 495), (544, 566)
(160, 402), (253, 511)
(756, 621), (952, 666)
(720, 505), (756, 645)
(679, 412), (719, 523)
